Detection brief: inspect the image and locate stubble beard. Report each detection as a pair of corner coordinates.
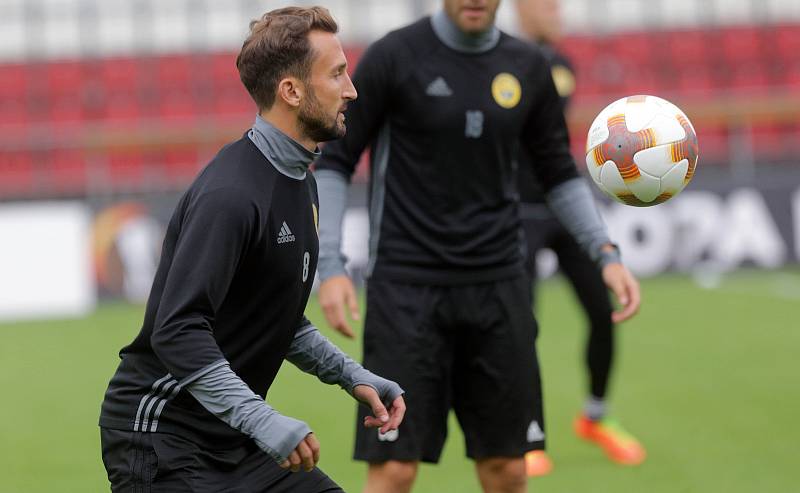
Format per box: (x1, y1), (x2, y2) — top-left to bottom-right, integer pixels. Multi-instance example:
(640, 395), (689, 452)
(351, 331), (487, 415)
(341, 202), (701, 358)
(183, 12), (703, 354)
(298, 87), (345, 143)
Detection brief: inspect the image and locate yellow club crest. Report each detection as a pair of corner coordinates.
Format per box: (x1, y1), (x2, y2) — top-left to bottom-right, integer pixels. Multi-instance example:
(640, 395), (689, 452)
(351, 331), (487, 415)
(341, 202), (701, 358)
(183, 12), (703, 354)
(551, 65), (576, 98)
(491, 72), (521, 109)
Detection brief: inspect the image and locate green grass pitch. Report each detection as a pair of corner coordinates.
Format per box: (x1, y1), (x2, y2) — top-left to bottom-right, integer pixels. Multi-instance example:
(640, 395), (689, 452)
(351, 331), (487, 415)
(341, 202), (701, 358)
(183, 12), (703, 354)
(1, 269), (798, 492)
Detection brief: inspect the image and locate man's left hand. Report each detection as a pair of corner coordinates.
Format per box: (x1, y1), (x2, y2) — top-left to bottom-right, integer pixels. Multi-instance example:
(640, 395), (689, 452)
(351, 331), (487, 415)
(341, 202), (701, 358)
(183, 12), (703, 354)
(353, 384), (406, 434)
(601, 263), (641, 323)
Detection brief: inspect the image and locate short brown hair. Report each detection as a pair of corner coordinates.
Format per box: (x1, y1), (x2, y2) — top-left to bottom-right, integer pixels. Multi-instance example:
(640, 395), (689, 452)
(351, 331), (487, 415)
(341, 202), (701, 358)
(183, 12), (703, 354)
(236, 6), (338, 110)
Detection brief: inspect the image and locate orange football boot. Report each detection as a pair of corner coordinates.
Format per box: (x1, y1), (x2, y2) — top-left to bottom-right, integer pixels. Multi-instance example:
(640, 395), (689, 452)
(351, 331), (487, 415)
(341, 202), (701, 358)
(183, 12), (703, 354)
(574, 414), (646, 465)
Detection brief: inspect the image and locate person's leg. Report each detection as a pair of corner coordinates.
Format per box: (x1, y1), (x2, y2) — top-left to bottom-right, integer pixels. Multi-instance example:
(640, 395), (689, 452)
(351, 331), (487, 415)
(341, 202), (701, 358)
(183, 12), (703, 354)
(552, 230), (646, 465)
(364, 461), (419, 493)
(356, 279), (453, 490)
(449, 277), (543, 492)
(475, 458), (527, 493)
(551, 228), (614, 408)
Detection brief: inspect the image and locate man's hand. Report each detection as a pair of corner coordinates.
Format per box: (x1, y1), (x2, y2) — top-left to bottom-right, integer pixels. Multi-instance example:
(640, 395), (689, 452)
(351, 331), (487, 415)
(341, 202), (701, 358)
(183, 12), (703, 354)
(353, 384), (406, 434)
(319, 275), (360, 338)
(279, 432), (321, 473)
(601, 262), (641, 323)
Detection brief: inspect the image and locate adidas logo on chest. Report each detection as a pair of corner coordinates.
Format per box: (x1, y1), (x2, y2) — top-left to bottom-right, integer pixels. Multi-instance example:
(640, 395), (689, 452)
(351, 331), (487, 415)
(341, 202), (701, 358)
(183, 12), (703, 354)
(426, 76), (453, 97)
(277, 221), (296, 244)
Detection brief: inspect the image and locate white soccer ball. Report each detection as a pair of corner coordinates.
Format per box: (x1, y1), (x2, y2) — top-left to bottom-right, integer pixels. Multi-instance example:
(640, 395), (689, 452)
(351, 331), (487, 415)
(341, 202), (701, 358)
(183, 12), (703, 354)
(585, 95), (699, 206)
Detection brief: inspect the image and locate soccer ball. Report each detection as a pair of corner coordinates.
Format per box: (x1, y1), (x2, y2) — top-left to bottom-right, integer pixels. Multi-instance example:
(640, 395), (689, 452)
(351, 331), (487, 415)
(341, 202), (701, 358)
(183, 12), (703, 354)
(585, 95), (698, 207)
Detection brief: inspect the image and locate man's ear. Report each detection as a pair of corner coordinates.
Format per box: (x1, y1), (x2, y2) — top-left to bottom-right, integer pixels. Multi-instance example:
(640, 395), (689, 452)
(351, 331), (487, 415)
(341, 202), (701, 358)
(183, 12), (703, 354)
(276, 77), (304, 108)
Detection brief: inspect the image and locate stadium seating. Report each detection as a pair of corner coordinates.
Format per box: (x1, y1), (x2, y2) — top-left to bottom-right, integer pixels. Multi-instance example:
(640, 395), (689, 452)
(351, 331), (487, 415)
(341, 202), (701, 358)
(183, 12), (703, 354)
(0, 24), (797, 198)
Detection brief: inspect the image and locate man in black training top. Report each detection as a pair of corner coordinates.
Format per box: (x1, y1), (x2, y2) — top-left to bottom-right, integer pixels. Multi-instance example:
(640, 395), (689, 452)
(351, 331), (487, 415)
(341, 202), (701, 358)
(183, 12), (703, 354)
(515, 0), (646, 477)
(315, 0), (640, 492)
(99, 7), (405, 492)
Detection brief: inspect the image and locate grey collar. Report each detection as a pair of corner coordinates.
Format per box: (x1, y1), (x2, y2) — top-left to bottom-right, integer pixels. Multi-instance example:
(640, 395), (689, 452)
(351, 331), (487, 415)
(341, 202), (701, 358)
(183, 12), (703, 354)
(430, 9), (500, 54)
(248, 115), (320, 180)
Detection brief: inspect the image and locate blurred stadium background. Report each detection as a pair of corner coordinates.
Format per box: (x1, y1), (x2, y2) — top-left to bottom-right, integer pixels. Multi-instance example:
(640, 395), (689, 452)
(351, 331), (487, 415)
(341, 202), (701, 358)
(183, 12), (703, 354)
(1, 0), (798, 491)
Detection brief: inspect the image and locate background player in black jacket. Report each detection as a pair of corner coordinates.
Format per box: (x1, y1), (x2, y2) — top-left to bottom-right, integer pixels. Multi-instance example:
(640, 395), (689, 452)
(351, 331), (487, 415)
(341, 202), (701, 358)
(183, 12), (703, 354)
(315, 1), (640, 492)
(515, 0), (646, 475)
(99, 7), (405, 492)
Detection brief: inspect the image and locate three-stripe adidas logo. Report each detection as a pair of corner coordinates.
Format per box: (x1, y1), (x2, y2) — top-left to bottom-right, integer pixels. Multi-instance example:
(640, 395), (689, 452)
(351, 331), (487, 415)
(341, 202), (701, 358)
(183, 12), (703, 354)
(134, 373), (181, 433)
(426, 76), (453, 97)
(277, 221), (296, 244)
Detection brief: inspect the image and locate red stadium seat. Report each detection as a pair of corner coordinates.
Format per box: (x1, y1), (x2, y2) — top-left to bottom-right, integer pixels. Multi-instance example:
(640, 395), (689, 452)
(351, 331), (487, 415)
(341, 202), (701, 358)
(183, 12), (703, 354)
(609, 31), (659, 67)
(559, 35), (599, 72)
(749, 124), (785, 160)
(772, 25), (800, 87)
(209, 52), (253, 116)
(43, 61), (87, 123)
(0, 151), (34, 196)
(101, 57), (140, 94)
(163, 147), (201, 185)
(674, 66), (717, 94)
(779, 63), (800, 87)
(728, 63), (771, 90)
(47, 149), (87, 193)
(46, 61), (84, 95)
(211, 52), (242, 91)
(214, 89), (254, 116)
(667, 29), (712, 68)
(158, 93), (196, 120)
(694, 125), (728, 164)
(0, 100), (29, 127)
(622, 68), (665, 95)
(0, 63), (28, 99)
(719, 26), (764, 65)
(102, 92), (142, 122)
(108, 150), (145, 187)
(572, 71), (604, 98)
(154, 55), (195, 120)
(101, 57), (142, 119)
(774, 24), (800, 60)
(156, 55), (193, 93)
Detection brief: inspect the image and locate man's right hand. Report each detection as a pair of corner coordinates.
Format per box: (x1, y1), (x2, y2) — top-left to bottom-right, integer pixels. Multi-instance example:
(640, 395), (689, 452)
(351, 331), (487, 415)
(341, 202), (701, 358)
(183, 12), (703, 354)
(279, 432), (320, 472)
(319, 275), (360, 338)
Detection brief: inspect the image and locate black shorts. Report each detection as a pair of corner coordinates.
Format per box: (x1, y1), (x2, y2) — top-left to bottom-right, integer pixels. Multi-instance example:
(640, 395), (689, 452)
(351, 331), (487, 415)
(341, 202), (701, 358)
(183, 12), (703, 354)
(100, 428), (343, 492)
(354, 276), (545, 463)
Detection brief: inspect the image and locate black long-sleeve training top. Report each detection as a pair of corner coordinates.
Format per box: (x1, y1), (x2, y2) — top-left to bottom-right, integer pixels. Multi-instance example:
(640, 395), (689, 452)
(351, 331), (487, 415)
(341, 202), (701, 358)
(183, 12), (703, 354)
(100, 119), (320, 448)
(315, 15), (579, 285)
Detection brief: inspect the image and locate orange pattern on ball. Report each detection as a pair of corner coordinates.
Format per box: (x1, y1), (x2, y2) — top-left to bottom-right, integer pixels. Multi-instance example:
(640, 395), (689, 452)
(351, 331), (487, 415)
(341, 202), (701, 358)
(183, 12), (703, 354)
(590, 114), (657, 184)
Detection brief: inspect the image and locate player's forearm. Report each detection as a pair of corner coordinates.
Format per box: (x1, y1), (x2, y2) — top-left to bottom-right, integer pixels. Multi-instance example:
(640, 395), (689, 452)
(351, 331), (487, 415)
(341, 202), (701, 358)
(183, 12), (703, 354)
(186, 361), (311, 463)
(316, 169), (350, 281)
(545, 177), (621, 267)
(287, 322), (404, 401)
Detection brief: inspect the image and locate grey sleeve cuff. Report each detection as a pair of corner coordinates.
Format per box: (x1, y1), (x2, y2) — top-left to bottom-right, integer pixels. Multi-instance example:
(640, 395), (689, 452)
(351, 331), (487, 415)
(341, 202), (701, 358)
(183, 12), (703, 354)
(316, 169), (350, 281)
(286, 323), (404, 405)
(186, 362), (311, 463)
(545, 177), (621, 268)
